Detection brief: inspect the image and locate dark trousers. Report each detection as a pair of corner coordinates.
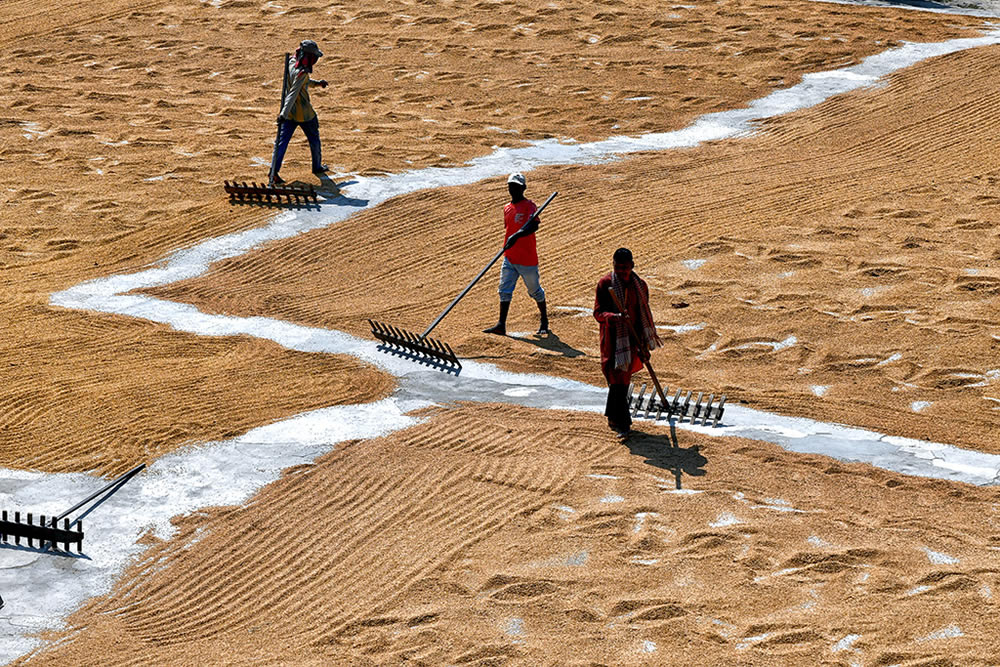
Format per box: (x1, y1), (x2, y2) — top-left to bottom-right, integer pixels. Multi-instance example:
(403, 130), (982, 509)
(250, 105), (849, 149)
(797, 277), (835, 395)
(270, 117), (322, 178)
(605, 383), (632, 430)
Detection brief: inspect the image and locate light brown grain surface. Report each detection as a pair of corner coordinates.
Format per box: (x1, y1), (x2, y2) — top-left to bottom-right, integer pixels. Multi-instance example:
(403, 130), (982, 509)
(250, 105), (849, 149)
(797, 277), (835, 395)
(5, 0), (999, 663)
(23, 405), (1000, 665)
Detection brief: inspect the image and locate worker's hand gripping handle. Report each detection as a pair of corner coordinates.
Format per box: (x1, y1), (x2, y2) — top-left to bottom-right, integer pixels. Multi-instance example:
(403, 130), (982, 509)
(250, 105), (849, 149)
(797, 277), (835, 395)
(503, 191), (558, 251)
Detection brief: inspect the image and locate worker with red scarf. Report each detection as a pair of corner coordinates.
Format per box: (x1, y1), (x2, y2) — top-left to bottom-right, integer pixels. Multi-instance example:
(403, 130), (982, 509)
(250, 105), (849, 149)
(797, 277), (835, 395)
(593, 248), (662, 436)
(269, 39), (329, 186)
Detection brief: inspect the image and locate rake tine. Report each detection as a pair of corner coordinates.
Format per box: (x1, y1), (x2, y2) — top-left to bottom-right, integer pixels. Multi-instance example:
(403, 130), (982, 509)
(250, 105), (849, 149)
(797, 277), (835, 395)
(702, 394), (714, 426)
(438, 340), (455, 364)
(652, 385), (665, 420)
(626, 383), (635, 409)
(644, 389), (656, 418)
(411, 332), (434, 358)
(428, 341), (446, 361)
(404, 329), (424, 348)
(670, 388), (682, 418)
(434, 339), (453, 362)
(407, 331), (425, 352)
(416, 334), (434, 355)
(692, 392), (704, 422)
(443, 341), (460, 365)
(434, 340), (452, 362)
(632, 383), (647, 418)
(427, 336), (445, 356)
(391, 326), (411, 347)
(681, 391), (692, 422)
(713, 395), (727, 427)
(383, 324), (401, 344)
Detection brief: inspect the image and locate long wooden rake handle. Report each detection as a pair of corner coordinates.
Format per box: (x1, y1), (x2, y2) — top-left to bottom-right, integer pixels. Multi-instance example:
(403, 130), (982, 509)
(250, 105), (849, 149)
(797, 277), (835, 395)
(419, 190), (558, 340)
(606, 287), (670, 410)
(269, 53), (291, 177)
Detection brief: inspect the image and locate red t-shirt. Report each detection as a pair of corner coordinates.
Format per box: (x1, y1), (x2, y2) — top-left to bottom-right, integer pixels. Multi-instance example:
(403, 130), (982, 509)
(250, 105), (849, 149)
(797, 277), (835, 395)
(503, 199), (538, 266)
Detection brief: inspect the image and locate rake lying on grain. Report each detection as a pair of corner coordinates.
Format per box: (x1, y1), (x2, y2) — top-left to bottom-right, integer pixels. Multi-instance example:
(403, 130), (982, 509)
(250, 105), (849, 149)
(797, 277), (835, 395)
(0, 463), (145, 555)
(627, 383), (726, 427)
(369, 191), (558, 374)
(223, 180), (318, 205)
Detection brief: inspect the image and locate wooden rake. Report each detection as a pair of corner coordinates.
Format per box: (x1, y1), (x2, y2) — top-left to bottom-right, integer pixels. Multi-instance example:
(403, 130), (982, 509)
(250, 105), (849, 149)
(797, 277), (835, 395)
(223, 180), (318, 205)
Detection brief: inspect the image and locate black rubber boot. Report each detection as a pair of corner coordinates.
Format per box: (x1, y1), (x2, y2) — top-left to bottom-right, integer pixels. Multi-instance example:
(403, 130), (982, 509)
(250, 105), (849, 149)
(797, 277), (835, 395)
(536, 300), (550, 335)
(483, 301), (510, 335)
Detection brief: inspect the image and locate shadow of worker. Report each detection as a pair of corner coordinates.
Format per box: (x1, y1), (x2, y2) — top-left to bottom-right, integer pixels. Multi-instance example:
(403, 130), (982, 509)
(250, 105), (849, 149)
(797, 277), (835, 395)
(509, 331), (586, 358)
(316, 174), (369, 208)
(624, 421), (707, 490)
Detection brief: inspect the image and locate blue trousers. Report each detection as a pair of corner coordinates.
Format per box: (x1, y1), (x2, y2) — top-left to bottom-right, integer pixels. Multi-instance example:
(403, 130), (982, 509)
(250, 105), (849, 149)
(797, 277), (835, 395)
(498, 258), (545, 303)
(270, 117), (322, 178)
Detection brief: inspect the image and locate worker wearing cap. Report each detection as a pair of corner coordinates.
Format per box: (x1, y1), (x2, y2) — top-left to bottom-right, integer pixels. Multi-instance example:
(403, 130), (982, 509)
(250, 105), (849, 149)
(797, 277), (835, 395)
(269, 39), (329, 186)
(483, 172), (550, 336)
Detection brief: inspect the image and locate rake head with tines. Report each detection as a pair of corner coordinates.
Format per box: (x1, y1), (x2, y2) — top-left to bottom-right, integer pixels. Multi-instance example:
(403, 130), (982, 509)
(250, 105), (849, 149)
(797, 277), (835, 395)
(627, 383), (727, 427)
(368, 320), (462, 374)
(0, 510), (84, 553)
(223, 181), (318, 206)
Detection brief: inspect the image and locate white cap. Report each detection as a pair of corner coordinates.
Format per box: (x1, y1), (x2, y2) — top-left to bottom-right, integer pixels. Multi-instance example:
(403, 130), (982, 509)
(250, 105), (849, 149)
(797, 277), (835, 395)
(507, 172), (526, 187)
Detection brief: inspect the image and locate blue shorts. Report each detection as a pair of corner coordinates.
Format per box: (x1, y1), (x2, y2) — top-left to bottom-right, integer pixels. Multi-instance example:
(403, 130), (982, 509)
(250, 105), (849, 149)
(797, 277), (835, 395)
(498, 258), (545, 303)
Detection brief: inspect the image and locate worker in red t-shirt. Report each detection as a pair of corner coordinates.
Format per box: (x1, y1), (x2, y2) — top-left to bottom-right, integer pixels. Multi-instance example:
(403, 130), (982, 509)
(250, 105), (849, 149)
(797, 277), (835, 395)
(483, 172), (549, 336)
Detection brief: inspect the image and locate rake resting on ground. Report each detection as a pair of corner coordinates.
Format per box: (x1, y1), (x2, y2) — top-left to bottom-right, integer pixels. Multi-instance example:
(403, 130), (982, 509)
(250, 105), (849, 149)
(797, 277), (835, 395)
(0, 464), (145, 555)
(627, 382), (727, 427)
(369, 191), (558, 373)
(223, 180), (318, 205)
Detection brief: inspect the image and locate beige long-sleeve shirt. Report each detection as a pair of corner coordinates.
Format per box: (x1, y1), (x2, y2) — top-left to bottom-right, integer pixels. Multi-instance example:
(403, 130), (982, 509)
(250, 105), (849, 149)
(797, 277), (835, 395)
(278, 59), (317, 123)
